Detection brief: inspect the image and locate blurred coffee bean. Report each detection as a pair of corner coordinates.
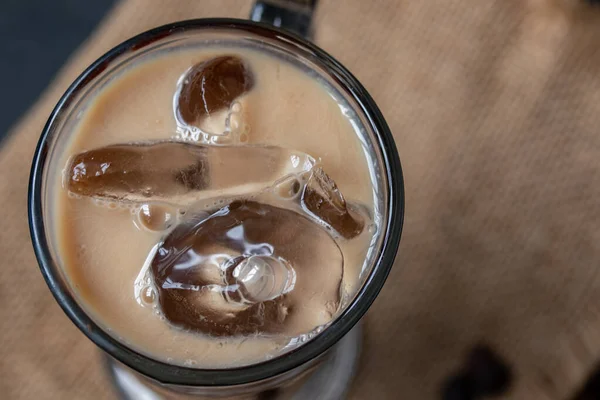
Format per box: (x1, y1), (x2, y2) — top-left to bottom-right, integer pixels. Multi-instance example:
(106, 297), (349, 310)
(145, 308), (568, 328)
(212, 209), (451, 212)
(440, 344), (512, 400)
(442, 373), (474, 400)
(466, 345), (512, 396)
(572, 363), (600, 400)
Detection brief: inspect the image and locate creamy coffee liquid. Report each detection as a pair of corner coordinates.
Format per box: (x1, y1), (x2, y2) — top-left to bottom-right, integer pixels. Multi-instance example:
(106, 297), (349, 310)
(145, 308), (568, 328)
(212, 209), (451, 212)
(51, 45), (379, 368)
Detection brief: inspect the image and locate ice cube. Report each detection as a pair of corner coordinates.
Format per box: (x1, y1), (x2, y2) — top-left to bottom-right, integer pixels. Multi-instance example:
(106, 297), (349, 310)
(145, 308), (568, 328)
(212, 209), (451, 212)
(301, 167), (365, 239)
(150, 200), (343, 337)
(65, 141), (315, 205)
(174, 56), (254, 130)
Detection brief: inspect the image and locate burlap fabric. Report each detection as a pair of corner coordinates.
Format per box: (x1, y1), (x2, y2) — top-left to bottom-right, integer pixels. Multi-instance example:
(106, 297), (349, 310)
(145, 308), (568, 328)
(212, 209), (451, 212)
(3, 0), (600, 398)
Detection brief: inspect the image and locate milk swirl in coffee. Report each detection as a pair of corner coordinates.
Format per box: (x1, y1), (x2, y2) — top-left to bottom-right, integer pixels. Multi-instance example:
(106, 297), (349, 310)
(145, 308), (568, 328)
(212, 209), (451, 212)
(51, 44), (381, 367)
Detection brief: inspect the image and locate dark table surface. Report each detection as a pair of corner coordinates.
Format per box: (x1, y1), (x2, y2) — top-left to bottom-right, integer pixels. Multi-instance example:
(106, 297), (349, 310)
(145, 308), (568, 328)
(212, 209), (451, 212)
(0, 0), (115, 143)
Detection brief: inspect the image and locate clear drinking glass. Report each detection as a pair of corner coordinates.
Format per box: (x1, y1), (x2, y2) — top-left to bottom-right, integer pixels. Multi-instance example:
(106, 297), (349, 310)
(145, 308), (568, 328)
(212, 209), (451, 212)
(28, 2), (404, 399)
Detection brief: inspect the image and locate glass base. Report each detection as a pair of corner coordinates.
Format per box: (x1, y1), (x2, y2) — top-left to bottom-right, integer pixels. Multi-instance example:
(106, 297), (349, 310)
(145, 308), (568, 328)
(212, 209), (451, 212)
(104, 324), (361, 399)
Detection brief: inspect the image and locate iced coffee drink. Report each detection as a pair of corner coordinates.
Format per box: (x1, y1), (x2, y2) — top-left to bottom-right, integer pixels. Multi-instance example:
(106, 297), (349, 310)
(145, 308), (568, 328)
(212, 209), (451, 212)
(50, 44), (382, 368)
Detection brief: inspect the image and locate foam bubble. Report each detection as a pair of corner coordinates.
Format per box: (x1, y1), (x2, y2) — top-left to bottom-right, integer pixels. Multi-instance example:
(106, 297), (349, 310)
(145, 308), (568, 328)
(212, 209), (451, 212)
(273, 176), (302, 199)
(230, 101), (242, 113)
(139, 285), (157, 306)
(135, 204), (176, 232)
(183, 359), (197, 367)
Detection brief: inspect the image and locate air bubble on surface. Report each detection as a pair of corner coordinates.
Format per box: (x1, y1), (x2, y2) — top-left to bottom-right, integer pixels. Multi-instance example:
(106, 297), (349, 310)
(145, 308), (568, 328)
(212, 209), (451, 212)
(134, 204), (177, 232)
(273, 175), (302, 199)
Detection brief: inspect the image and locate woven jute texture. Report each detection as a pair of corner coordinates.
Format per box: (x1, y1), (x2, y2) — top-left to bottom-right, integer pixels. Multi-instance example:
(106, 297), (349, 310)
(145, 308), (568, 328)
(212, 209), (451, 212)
(2, 0), (600, 398)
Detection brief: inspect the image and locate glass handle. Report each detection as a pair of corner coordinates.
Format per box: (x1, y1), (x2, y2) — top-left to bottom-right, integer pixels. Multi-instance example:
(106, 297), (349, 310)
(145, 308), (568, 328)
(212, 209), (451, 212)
(250, 0), (317, 39)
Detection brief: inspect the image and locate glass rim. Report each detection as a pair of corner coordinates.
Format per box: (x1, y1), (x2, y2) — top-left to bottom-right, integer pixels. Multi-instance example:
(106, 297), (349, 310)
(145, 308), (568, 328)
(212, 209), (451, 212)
(28, 18), (404, 387)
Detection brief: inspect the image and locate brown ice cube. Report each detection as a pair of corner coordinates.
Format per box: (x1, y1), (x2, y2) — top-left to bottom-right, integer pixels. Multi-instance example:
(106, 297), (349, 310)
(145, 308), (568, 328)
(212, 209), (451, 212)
(150, 200), (343, 337)
(301, 167), (364, 239)
(175, 56), (254, 128)
(66, 141), (208, 201)
(65, 141), (315, 205)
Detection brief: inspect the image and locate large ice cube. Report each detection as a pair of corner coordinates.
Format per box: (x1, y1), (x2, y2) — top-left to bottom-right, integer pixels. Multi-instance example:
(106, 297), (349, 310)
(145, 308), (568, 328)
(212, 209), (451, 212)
(65, 141), (315, 205)
(301, 167), (365, 239)
(174, 56), (254, 136)
(150, 200), (343, 337)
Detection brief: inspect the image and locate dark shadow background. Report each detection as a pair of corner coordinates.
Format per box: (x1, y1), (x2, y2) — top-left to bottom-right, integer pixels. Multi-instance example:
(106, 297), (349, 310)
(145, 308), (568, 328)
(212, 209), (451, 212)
(0, 0), (115, 141)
